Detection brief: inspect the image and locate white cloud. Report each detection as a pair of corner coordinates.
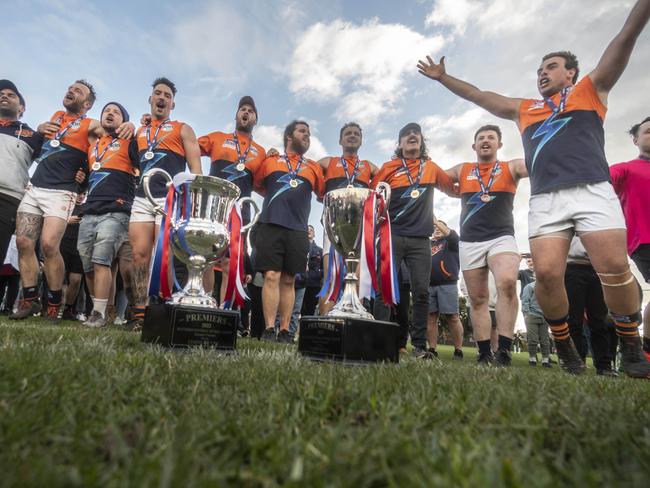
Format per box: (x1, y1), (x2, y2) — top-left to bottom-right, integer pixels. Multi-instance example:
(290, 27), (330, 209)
(288, 19), (446, 125)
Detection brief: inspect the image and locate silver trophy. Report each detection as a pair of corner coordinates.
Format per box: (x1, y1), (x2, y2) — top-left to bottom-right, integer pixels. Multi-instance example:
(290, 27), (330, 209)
(322, 183), (391, 319)
(143, 168), (258, 308)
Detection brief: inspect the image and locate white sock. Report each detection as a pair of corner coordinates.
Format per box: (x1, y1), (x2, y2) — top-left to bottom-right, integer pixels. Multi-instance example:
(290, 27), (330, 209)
(541, 357), (550, 363)
(93, 298), (108, 318)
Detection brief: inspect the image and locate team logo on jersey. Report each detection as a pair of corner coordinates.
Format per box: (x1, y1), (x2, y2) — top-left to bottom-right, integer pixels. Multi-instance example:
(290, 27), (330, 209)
(161, 123), (174, 132)
(529, 100), (545, 110)
(431, 242), (445, 256)
(108, 140), (121, 151)
(15, 128), (34, 138)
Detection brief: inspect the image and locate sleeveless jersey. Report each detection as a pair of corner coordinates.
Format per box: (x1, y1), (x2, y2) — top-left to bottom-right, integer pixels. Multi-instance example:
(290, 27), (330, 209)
(85, 135), (138, 215)
(519, 76), (609, 195)
(458, 161), (516, 242)
(253, 152), (324, 231)
(371, 158), (455, 237)
(31, 111), (92, 192)
(324, 156), (372, 193)
(135, 119), (186, 198)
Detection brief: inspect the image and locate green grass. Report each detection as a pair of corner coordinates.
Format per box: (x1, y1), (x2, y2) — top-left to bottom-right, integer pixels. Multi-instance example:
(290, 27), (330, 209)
(1, 317), (649, 487)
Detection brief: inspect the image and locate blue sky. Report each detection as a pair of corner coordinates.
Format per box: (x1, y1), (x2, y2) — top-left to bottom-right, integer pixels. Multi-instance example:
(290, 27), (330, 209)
(5, 0), (650, 257)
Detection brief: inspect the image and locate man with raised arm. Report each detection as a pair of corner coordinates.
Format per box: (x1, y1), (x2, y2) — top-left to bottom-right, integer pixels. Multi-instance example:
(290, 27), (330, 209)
(418, 0), (650, 377)
(10, 80), (132, 322)
(444, 125), (527, 366)
(128, 77), (202, 329)
(316, 122), (378, 315)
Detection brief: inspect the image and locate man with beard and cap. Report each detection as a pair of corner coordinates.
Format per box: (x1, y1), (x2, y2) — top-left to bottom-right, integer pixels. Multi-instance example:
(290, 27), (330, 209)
(253, 120), (325, 343)
(10, 80), (133, 322)
(443, 125), (528, 366)
(0, 80), (43, 265)
(417, 0), (650, 378)
(316, 122), (378, 316)
(129, 77), (202, 329)
(370, 123), (457, 359)
(77, 102), (138, 328)
(197, 96), (268, 304)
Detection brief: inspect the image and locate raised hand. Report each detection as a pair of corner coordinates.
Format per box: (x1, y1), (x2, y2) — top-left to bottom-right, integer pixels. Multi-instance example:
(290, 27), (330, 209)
(417, 55), (446, 81)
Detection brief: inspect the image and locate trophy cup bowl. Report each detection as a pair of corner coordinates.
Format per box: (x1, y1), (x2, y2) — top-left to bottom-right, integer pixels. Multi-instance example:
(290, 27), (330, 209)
(322, 183), (390, 319)
(143, 168), (258, 308)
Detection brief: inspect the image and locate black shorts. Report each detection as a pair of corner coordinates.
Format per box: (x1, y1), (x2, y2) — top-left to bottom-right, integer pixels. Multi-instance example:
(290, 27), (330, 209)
(254, 223), (308, 275)
(631, 244), (650, 283)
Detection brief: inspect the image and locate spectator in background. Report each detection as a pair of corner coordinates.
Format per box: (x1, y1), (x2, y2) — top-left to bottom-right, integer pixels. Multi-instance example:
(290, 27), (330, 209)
(427, 219), (463, 359)
(518, 254), (534, 299)
(565, 237), (618, 376)
(301, 224), (323, 316)
(522, 273), (552, 368)
(0, 236), (20, 313)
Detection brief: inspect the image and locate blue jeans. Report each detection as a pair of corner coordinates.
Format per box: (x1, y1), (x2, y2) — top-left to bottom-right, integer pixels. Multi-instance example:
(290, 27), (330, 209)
(275, 287), (306, 336)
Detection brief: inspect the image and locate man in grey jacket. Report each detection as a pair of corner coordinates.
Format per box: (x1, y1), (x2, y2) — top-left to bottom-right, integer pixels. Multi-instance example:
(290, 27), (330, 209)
(522, 278), (551, 368)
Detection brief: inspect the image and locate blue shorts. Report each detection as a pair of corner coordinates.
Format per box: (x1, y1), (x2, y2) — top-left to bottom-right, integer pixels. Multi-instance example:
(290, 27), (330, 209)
(77, 212), (130, 273)
(428, 283), (459, 314)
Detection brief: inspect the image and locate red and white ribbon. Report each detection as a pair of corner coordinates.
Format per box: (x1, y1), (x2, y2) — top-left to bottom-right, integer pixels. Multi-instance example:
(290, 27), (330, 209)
(223, 202), (249, 309)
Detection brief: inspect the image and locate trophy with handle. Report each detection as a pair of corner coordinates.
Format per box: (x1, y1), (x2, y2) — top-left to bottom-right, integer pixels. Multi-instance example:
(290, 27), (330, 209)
(140, 168), (258, 349)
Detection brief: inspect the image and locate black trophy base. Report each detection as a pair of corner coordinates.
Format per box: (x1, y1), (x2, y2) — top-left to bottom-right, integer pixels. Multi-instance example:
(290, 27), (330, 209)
(298, 316), (399, 364)
(141, 303), (239, 350)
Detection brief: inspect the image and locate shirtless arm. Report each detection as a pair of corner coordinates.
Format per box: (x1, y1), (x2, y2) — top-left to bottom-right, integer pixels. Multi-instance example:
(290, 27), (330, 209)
(590, 0), (650, 102)
(181, 124), (203, 175)
(417, 56), (523, 121)
(508, 158), (528, 184)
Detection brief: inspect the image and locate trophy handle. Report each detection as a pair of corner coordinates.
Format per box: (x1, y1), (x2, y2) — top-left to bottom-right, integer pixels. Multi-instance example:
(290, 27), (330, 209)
(375, 182), (391, 220)
(142, 168), (173, 217)
(238, 197), (260, 233)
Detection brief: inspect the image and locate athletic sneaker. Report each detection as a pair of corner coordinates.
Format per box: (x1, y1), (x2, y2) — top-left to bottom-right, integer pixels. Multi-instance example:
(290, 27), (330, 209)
(84, 311), (107, 328)
(427, 347), (439, 358)
(494, 348), (512, 367)
(261, 328), (276, 342)
(541, 360), (552, 369)
(105, 304), (117, 325)
(277, 330), (293, 344)
(61, 305), (77, 321)
(596, 367), (619, 377)
(413, 347), (436, 359)
(44, 301), (63, 323)
(477, 352), (494, 366)
(529, 359), (537, 367)
(453, 349), (464, 360)
(9, 299), (42, 320)
(555, 339), (586, 375)
(619, 337), (650, 379)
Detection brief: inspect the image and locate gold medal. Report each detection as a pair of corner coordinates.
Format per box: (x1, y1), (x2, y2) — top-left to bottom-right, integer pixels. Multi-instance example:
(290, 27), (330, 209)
(144, 151), (154, 160)
(480, 193), (491, 203)
(410, 189), (420, 199)
(92, 162), (101, 171)
(50, 139), (61, 148)
(290, 179), (298, 188)
(236, 163), (246, 171)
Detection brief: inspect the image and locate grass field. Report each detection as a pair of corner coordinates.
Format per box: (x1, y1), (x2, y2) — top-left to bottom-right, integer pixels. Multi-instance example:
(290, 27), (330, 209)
(1, 317), (649, 487)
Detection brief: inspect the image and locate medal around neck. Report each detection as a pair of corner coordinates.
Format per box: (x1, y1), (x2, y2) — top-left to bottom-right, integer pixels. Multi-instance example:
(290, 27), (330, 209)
(144, 151), (154, 160)
(50, 139), (61, 148)
(410, 189), (420, 199)
(289, 178), (298, 188)
(236, 163), (245, 172)
(92, 162), (101, 171)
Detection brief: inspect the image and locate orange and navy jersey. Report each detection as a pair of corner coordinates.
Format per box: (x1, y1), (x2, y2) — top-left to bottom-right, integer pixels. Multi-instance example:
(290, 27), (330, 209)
(324, 156), (372, 193)
(458, 161), (516, 242)
(197, 130), (266, 198)
(253, 152), (324, 231)
(370, 158), (456, 237)
(518, 76), (609, 195)
(135, 119), (186, 198)
(84, 135), (138, 215)
(31, 110), (93, 192)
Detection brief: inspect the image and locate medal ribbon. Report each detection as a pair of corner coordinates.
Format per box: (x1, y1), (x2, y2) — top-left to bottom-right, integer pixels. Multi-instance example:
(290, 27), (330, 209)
(223, 201), (249, 309)
(317, 244), (346, 303)
(52, 114), (86, 144)
(474, 161), (500, 197)
(341, 155), (361, 186)
(359, 192), (378, 300)
(283, 154), (304, 181)
(377, 195), (399, 306)
(146, 118), (169, 152)
(543, 87), (570, 115)
(400, 158), (425, 191)
(91, 137), (118, 170)
(233, 131), (252, 167)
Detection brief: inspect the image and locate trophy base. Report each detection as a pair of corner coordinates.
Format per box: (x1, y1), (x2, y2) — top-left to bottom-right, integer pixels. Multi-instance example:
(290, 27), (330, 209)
(298, 316), (399, 364)
(141, 303), (239, 350)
